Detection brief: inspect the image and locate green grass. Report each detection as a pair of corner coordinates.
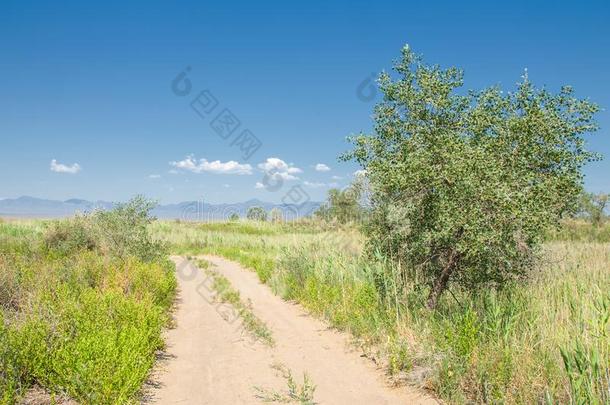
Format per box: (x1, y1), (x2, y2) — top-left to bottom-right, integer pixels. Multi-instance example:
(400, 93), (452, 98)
(0, 218), (176, 404)
(546, 219), (610, 242)
(156, 219), (610, 404)
(197, 259), (275, 347)
(254, 362), (316, 404)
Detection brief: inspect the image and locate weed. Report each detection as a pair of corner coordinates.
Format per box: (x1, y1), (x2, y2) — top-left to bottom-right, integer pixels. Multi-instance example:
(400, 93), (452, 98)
(200, 262), (274, 347)
(254, 362), (316, 404)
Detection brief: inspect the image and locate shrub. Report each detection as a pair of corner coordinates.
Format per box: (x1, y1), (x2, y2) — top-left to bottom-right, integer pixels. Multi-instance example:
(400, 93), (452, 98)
(43, 196), (166, 262)
(0, 250), (176, 402)
(578, 192), (608, 226)
(1, 199), (176, 403)
(315, 183), (365, 224)
(44, 214), (98, 254)
(343, 45), (600, 308)
(247, 206), (268, 221)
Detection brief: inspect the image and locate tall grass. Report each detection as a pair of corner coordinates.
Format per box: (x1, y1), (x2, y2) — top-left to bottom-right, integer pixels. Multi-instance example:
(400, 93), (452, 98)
(156, 220), (609, 404)
(547, 219), (610, 243)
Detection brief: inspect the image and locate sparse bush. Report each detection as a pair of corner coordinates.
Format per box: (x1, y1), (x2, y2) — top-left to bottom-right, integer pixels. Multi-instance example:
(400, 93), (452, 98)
(44, 214), (98, 254)
(344, 45), (600, 308)
(43, 196), (166, 262)
(92, 196), (166, 261)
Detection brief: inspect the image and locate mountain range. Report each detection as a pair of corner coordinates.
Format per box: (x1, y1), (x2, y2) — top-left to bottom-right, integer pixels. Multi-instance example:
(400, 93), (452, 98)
(0, 196), (322, 220)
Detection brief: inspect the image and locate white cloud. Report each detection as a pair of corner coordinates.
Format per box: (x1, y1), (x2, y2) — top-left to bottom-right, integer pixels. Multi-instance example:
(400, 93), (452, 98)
(353, 169), (367, 178)
(331, 175), (343, 180)
(255, 182), (265, 189)
(315, 163), (331, 172)
(303, 181), (339, 188)
(170, 156), (252, 175)
(50, 159), (81, 174)
(148, 174), (161, 179)
(303, 181), (326, 188)
(257, 157), (302, 181)
(223, 184), (230, 188)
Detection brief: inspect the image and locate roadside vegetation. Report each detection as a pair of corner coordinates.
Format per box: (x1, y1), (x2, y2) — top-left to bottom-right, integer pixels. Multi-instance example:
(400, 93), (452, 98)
(153, 218), (608, 404)
(0, 197), (176, 404)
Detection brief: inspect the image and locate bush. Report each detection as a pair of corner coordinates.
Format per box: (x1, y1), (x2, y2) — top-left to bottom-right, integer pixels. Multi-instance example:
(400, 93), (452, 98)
(44, 196), (166, 262)
(578, 192), (608, 226)
(0, 252), (176, 403)
(315, 183), (366, 224)
(44, 214), (98, 254)
(1, 199), (176, 403)
(344, 45), (600, 308)
(246, 206), (268, 221)
(547, 220), (610, 242)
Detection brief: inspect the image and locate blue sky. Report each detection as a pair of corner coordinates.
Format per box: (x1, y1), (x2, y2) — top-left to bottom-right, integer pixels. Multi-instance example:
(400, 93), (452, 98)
(1, 0), (609, 204)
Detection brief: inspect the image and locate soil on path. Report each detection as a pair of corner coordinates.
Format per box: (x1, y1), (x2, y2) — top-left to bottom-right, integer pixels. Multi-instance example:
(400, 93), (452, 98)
(146, 255), (436, 404)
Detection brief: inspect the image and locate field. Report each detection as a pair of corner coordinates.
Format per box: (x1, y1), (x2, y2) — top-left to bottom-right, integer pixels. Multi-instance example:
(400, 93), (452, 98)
(0, 215), (608, 404)
(153, 219), (610, 404)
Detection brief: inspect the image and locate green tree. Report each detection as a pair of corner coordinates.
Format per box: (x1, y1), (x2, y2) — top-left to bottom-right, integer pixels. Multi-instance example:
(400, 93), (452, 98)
(579, 192), (608, 226)
(247, 206), (268, 221)
(344, 45), (600, 309)
(315, 183), (364, 224)
(229, 213), (240, 221)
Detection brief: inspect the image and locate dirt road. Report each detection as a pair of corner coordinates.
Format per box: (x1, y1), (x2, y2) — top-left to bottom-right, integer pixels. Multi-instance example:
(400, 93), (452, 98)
(147, 255), (436, 404)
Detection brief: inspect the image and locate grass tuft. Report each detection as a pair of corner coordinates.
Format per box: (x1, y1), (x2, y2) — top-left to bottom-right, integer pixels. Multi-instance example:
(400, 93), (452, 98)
(198, 260), (275, 347)
(254, 362), (316, 404)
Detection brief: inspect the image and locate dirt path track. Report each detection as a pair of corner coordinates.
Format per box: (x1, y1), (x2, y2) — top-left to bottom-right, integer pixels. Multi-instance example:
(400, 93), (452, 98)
(147, 255), (436, 404)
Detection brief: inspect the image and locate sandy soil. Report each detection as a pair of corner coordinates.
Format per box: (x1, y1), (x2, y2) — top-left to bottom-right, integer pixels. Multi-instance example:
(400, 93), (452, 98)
(146, 255), (437, 404)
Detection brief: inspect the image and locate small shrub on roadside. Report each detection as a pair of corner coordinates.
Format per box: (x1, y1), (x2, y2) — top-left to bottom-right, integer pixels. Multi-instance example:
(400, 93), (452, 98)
(44, 214), (98, 255)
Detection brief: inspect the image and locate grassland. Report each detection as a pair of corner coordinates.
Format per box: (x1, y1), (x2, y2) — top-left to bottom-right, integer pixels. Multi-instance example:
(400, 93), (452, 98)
(0, 213), (176, 404)
(152, 219), (610, 404)
(1, 216), (607, 404)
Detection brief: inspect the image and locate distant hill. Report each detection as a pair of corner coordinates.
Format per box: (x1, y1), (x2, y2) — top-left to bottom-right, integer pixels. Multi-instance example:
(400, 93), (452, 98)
(0, 196), (322, 220)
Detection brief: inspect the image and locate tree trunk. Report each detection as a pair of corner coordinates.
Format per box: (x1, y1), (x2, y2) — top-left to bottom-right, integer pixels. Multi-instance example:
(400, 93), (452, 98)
(426, 249), (460, 310)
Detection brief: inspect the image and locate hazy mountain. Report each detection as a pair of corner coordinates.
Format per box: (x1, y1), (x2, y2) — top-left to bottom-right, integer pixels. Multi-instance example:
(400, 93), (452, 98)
(0, 196), (322, 220)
